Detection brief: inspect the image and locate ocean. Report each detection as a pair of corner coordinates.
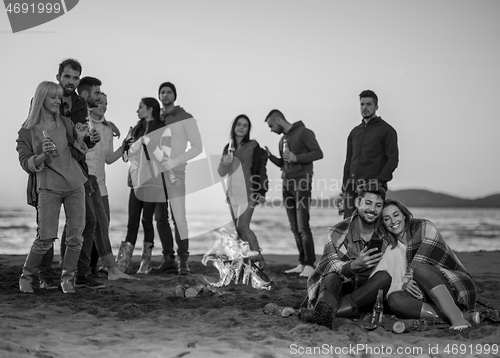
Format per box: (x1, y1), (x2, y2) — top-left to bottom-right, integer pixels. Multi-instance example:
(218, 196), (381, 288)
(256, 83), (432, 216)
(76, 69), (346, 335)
(1, 205), (499, 257)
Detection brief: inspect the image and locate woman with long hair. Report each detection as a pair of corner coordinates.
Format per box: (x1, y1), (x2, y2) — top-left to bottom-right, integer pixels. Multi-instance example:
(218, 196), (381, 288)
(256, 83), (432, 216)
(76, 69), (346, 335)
(116, 97), (165, 274)
(16, 81), (88, 294)
(374, 198), (478, 330)
(218, 114), (268, 265)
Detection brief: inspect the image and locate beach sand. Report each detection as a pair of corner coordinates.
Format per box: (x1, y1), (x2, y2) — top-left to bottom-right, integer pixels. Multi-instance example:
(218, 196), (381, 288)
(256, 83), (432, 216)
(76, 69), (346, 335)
(0, 252), (499, 358)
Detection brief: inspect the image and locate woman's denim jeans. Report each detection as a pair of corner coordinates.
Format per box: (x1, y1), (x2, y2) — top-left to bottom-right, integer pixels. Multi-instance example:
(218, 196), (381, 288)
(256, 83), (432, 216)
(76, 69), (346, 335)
(33, 186), (85, 254)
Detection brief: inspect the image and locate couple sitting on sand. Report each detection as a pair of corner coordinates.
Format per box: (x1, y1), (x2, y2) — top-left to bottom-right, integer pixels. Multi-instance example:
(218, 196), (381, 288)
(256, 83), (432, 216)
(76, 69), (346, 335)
(302, 181), (496, 331)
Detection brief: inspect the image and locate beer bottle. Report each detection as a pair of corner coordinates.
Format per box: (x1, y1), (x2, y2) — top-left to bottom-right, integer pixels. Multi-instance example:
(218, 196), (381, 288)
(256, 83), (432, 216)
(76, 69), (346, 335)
(122, 126), (134, 162)
(370, 289), (384, 326)
(42, 130), (59, 157)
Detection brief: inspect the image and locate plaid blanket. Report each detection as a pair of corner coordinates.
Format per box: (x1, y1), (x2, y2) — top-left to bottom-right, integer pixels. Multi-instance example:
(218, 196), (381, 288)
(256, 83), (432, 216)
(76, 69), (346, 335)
(306, 212), (384, 304)
(407, 219), (477, 311)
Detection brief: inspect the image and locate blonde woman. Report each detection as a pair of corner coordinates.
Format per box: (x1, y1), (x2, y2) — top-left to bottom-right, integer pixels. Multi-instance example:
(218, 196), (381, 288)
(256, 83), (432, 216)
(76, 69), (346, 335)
(16, 81), (88, 294)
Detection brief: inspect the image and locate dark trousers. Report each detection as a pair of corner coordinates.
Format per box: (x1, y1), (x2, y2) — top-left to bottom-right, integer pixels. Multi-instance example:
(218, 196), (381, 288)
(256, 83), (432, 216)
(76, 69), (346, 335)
(90, 195), (110, 269)
(61, 176), (115, 276)
(320, 271), (392, 310)
(282, 184), (315, 266)
(155, 202), (188, 257)
(125, 188), (156, 246)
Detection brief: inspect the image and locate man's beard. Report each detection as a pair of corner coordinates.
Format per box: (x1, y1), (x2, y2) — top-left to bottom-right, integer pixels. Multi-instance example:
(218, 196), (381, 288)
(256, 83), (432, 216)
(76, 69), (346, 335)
(63, 86), (74, 96)
(358, 210), (379, 225)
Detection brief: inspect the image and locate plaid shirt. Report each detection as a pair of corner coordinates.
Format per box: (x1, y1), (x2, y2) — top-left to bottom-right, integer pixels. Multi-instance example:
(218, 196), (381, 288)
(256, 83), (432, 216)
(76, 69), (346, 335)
(406, 219), (477, 311)
(306, 211), (386, 304)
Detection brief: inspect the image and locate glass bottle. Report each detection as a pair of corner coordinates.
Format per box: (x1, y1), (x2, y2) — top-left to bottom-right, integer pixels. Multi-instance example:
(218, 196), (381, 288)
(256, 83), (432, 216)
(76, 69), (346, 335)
(282, 137), (290, 169)
(87, 118), (95, 142)
(169, 170), (177, 185)
(42, 130), (59, 157)
(122, 126), (134, 162)
(282, 137), (289, 157)
(370, 289), (384, 326)
(403, 268), (423, 300)
(228, 139), (235, 159)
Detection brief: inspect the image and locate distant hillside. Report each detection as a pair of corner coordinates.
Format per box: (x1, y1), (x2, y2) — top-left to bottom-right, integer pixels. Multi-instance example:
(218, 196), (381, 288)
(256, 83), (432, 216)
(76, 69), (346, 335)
(386, 190), (500, 208)
(266, 190), (500, 208)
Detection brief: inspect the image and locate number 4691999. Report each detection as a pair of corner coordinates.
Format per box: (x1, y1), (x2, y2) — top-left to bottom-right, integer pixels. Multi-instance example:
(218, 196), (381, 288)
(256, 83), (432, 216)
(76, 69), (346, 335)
(5, 2), (62, 14)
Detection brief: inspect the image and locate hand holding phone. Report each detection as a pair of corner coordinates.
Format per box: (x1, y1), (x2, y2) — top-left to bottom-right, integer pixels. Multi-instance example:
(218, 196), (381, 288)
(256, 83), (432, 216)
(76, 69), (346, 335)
(367, 239), (383, 255)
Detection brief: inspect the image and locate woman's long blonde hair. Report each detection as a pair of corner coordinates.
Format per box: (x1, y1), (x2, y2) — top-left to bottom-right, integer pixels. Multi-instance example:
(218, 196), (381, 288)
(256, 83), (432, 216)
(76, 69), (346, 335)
(22, 81), (62, 129)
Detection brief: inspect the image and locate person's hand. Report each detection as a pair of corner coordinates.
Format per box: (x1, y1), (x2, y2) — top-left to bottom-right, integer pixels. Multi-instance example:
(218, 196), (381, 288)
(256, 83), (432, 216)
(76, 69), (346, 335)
(403, 279), (423, 300)
(350, 247), (383, 271)
(222, 154), (233, 165)
(42, 139), (56, 157)
(121, 137), (133, 152)
(106, 121), (121, 138)
(163, 157), (179, 171)
(264, 146), (272, 157)
(89, 128), (101, 143)
(283, 151), (296, 163)
(250, 193), (266, 204)
(74, 123), (87, 143)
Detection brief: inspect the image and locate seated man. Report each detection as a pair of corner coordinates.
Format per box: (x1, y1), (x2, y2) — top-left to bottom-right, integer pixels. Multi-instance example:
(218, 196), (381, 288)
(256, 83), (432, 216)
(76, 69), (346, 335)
(304, 181), (391, 329)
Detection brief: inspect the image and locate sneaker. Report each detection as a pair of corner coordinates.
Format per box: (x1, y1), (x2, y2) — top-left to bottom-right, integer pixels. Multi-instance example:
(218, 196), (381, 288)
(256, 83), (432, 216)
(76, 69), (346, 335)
(299, 265), (315, 278)
(39, 278), (59, 290)
(284, 264), (304, 274)
(74, 274), (106, 289)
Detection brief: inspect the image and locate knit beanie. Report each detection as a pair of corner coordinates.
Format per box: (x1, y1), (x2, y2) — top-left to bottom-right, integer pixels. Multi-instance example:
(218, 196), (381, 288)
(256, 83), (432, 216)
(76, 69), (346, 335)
(158, 82), (177, 101)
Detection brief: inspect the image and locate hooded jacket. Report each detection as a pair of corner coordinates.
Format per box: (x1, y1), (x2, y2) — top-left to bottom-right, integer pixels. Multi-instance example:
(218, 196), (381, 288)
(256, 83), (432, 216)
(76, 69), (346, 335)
(342, 116), (398, 190)
(160, 106), (202, 173)
(269, 121), (323, 188)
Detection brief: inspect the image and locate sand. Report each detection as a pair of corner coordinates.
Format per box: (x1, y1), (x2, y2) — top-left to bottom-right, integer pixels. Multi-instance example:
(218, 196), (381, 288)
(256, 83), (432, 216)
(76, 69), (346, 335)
(0, 252), (499, 358)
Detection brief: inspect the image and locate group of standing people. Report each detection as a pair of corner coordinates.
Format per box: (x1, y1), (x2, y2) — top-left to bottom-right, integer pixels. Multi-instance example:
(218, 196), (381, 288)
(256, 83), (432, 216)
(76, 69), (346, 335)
(16, 59), (136, 294)
(15, 58), (203, 293)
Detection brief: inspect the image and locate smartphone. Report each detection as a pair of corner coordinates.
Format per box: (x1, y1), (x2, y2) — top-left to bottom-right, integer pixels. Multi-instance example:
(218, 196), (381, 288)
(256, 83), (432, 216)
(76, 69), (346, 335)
(367, 239), (383, 254)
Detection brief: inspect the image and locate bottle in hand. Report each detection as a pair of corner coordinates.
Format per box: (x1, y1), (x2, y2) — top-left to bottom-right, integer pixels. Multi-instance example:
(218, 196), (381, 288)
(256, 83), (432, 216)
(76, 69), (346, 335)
(42, 130), (59, 157)
(282, 137), (290, 167)
(122, 126), (134, 162)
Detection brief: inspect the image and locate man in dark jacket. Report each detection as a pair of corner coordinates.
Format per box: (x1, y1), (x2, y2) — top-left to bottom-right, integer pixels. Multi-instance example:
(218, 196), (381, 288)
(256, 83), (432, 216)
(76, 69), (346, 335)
(265, 110), (323, 278)
(342, 90), (398, 218)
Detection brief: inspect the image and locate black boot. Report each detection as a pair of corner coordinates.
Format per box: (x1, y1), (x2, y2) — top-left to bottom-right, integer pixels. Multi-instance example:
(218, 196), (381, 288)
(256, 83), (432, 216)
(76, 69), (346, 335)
(336, 294), (359, 318)
(312, 289), (339, 329)
(178, 254), (191, 276)
(150, 254), (177, 274)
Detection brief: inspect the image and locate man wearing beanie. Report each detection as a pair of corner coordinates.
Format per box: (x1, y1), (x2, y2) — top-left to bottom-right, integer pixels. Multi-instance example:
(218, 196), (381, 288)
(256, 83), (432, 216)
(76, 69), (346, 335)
(151, 82), (203, 275)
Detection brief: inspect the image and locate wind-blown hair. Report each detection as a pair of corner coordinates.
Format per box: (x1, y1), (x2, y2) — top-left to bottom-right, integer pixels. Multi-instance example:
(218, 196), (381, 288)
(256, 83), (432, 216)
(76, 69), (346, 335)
(23, 81), (62, 129)
(379, 198), (414, 248)
(230, 114), (251, 147)
(131, 97), (161, 139)
(141, 97), (161, 121)
(356, 180), (386, 201)
(359, 89), (378, 106)
(58, 58), (82, 76)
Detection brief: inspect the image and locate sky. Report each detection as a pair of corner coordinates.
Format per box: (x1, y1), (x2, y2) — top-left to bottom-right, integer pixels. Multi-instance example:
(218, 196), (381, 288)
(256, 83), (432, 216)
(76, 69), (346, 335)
(1, 0), (499, 209)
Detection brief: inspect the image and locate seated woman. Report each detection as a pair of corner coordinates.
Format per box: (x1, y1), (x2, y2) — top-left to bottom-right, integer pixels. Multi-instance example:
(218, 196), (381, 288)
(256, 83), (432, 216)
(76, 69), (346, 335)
(373, 199), (477, 331)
